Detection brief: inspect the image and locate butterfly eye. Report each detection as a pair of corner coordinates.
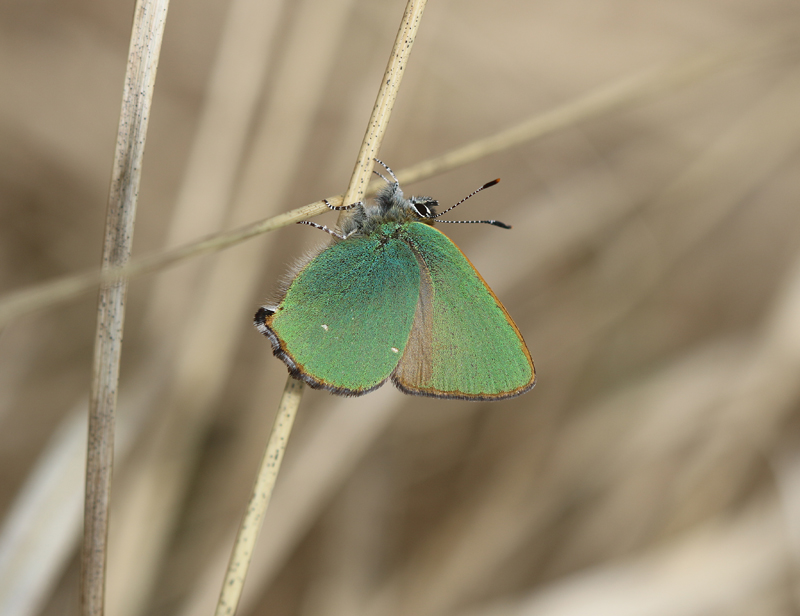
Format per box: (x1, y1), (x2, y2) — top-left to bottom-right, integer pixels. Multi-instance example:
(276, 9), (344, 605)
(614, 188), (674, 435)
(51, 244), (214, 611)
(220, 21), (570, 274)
(412, 203), (430, 217)
(410, 198), (437, 219)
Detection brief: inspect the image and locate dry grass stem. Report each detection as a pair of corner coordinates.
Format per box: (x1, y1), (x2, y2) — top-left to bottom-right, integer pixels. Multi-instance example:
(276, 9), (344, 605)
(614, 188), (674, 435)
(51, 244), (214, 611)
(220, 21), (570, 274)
(109, 0), (358, 611)
(103, 1), (287, 612)
(341, 0), (428, 210)
(213, 0), (428, 612)
(178, 388), (403, 616)
(81, 1), (169, 614)
(214, 379), (303, 616)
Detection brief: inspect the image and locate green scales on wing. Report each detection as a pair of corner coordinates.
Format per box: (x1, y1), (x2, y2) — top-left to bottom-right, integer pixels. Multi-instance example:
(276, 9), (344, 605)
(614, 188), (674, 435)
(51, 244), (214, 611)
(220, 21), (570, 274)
(394, 222), (534, 399)
(262, 221), (534, 399)
(265, 227), (421, 395)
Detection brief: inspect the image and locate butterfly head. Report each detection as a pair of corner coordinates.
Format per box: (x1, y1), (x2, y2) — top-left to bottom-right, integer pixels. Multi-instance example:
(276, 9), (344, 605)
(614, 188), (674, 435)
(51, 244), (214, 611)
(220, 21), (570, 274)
(374, 181), (439, 222)
(335, 160), (508, 238)
(339, 182), (438, 237)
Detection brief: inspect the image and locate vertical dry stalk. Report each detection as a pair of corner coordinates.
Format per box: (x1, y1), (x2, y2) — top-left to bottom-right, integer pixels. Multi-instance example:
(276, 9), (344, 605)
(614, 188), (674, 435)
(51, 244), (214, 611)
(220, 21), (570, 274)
(214, 378), (303, 616)
(213, 0), (428, 613)
(341, 0), (428, 211)
(81, 1), (170, 615)
(104, 1), (287, 613)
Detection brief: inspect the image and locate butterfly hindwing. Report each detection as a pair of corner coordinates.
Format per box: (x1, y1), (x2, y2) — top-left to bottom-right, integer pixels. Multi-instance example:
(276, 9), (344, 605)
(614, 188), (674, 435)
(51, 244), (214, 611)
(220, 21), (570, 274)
(392, 222), (535, 400)
(262, 236), (421, 395)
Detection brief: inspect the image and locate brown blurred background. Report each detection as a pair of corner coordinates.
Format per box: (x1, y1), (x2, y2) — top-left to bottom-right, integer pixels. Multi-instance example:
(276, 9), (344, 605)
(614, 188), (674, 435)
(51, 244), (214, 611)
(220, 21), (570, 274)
(2, 0), (800, 615)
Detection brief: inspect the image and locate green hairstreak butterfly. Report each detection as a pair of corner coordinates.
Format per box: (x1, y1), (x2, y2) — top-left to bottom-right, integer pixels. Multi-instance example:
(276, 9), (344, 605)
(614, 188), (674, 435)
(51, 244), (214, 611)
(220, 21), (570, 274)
(254, 160), (535, 400)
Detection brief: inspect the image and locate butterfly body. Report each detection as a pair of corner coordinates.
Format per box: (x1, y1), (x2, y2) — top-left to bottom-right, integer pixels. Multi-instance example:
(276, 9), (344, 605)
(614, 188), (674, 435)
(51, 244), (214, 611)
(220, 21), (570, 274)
(255, 176), (535, 400)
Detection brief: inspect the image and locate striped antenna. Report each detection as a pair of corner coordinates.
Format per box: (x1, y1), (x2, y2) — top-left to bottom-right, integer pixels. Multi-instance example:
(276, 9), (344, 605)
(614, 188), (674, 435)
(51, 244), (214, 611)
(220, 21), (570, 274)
(434, 178), (500, 218)
(438, 219), (511, 229)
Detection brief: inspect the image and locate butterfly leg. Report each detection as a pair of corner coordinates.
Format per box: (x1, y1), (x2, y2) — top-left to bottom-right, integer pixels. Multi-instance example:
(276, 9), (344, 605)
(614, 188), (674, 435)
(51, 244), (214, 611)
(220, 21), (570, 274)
(372, 169), (392, 185)
(373, 158), (399, 185)
(323, 198), (362, 211)
(296, 220), (352, 240)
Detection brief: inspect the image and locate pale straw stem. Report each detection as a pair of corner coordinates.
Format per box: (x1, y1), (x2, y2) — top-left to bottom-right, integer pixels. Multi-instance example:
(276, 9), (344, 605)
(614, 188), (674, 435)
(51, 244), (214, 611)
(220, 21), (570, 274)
(213, 379), (303, 616)
(81, 1), (170, 615)
(212, 1), (428, 614)
(340, 0), (428, 211)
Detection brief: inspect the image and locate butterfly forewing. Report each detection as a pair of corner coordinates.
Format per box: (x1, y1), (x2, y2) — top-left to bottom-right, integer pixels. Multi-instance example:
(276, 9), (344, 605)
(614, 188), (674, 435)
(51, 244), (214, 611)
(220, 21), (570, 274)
(392, 223), (535, 400)
(264, 236), (421, 395)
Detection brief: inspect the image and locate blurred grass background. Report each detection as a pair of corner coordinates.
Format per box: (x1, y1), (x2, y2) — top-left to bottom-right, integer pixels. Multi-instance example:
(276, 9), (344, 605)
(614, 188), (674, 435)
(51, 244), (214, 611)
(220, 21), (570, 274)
(2, 0), (800, 615)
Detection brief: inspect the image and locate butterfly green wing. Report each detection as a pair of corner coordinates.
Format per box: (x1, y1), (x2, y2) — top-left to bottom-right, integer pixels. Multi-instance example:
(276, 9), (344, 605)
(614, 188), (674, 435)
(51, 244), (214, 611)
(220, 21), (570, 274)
(257, 234), (421, 395)
(392, 222), (535, 400)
